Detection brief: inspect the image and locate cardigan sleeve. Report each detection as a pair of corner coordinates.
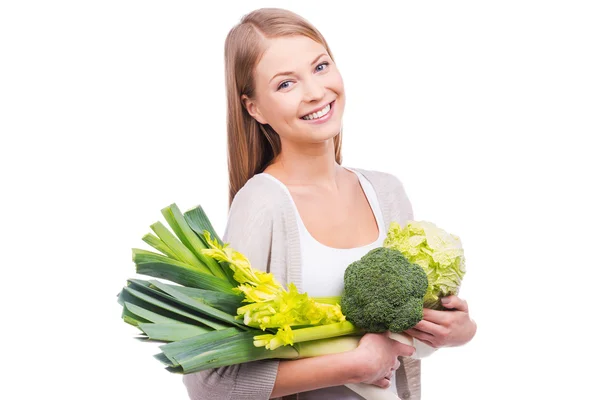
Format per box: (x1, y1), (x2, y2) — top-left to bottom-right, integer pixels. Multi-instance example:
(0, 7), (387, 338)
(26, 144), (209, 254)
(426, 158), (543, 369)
(182, 180), (281, 400)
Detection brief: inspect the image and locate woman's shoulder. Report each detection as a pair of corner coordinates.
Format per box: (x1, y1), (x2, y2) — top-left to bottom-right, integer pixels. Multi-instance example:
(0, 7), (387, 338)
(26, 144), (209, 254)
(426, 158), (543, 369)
(348, 166), (407, 191)
(229, 173), (290, 217)
(348, 166), (414, 223)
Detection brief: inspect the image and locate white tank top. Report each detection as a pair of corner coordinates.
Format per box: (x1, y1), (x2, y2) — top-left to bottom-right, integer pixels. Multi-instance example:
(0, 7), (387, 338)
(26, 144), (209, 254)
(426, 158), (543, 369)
(260, 168), (399, 399)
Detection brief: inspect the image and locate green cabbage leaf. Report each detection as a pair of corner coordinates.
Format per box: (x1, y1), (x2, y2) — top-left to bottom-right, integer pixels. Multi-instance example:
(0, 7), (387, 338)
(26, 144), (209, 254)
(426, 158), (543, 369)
(384, 221), (466, 309)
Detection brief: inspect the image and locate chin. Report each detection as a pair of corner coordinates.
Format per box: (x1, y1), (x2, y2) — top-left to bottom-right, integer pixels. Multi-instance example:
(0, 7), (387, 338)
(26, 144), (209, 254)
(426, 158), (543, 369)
(301, 117), (343, 140)
(306, 127), (342, 143)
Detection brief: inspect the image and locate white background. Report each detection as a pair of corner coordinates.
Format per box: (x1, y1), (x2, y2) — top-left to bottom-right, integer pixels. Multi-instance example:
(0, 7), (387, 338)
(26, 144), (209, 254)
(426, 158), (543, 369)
(1, 1), (599, 399)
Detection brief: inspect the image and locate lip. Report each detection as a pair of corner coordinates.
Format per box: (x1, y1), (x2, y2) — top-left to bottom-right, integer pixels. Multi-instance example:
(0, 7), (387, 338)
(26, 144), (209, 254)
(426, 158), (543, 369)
(300, 100), (335, 124)
(301, 101), (334, 119)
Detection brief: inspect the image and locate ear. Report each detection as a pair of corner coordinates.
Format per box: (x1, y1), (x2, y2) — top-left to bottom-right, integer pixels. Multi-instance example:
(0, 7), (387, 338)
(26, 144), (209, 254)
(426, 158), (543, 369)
(241, 94), (267, 125)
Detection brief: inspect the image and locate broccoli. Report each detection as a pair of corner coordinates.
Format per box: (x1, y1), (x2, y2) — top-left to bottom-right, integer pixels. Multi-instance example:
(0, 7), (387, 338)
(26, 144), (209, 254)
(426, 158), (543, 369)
(340, 247), (428, 333)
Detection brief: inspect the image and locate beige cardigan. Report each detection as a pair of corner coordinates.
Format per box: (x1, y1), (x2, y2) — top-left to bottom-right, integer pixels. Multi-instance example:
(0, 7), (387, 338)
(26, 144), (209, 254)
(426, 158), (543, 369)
(183, 168), (421, 400)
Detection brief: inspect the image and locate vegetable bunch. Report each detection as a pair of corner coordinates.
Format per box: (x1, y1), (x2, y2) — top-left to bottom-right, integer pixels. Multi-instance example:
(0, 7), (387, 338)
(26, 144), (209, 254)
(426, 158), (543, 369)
(118, 203), (360, 374)
(118, 203), (465, 400)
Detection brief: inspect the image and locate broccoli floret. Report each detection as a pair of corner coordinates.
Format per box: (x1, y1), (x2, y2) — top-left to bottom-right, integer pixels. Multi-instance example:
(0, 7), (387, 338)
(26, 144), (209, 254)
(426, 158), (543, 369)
(340, 247), (428, 333)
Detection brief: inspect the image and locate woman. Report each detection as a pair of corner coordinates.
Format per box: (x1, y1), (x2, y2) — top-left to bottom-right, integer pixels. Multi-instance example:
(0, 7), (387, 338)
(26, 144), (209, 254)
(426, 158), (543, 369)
(183, 8), (476, 400)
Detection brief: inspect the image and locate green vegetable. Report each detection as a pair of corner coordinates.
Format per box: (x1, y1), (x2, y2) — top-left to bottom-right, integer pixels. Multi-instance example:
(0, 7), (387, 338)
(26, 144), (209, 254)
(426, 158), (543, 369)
(341, 247), (428, 333)
(384, 221), (466, 310)
(118, 204), (461, 400)
(119, 203), (353, 372)
(253, 321), (361, 350)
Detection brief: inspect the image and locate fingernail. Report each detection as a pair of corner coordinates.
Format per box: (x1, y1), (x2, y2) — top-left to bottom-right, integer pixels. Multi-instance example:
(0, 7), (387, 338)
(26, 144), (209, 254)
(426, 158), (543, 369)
(441, 297), (450, 304)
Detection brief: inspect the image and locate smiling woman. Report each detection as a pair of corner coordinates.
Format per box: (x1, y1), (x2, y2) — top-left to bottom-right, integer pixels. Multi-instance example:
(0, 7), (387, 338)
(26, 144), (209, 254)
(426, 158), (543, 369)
(181, 7), (476, 400)
(223, 16), (346, 207)
(242, 35), (345, 146)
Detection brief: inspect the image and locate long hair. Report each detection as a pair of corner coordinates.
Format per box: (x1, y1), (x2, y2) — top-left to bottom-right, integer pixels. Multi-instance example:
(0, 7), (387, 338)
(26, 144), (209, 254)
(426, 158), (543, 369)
(224, 8), (343, 206)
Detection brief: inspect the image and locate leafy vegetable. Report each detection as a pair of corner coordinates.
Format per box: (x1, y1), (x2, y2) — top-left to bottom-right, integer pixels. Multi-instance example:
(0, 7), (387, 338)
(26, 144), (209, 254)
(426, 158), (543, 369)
(118, 203), (464, 400)
(384, 221), (466, 309)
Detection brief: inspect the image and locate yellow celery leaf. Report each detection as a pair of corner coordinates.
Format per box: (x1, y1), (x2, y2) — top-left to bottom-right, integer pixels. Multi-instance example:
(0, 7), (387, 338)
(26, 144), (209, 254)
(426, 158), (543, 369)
(237, 301), (268, 315)
(254, 326), (295, 349)
(235, 284), (278, 303)
(275, 326), (295, 347)
(200, 231), (284, 301)
(321, 303), (346, 323)
(199, 231), (346, 332)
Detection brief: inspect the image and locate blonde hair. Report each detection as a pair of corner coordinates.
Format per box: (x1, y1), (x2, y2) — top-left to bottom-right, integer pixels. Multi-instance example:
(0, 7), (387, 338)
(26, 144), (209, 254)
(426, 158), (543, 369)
(224, 8), (343, 206)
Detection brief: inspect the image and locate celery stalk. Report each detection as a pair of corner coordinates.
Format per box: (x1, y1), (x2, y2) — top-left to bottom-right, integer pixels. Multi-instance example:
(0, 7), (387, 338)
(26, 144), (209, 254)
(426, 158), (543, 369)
(294, 336), (360, 357)
(254, 321), (361, 350)
(313, 296), (342, 305)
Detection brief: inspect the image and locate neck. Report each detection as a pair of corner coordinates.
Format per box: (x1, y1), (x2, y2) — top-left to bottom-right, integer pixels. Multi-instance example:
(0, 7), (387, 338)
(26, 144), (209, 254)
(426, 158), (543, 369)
(269, 137), (341, 189)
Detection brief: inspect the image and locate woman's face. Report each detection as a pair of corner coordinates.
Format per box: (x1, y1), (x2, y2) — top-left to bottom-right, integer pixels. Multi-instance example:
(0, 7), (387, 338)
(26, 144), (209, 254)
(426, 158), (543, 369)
(243, 35), (345, 147)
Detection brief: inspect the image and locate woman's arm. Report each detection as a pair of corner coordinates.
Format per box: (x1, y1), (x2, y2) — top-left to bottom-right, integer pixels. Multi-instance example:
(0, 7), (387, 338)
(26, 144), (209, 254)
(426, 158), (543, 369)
(271, 332), (416, 398)
(270, 351), (360, 398)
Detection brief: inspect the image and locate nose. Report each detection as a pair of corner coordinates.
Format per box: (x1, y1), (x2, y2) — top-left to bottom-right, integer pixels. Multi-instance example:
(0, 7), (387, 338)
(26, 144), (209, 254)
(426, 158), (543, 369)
(303, 76), (326, 103)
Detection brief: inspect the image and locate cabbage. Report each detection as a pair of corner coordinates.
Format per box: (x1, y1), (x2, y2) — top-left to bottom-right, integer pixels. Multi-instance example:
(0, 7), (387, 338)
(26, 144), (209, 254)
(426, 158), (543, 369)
(383, 221), (466, 310)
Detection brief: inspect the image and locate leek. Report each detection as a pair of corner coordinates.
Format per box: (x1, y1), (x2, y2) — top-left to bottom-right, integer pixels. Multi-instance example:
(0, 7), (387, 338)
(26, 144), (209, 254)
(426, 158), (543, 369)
(161, 204), (228, 280)
(142, 233), (179, 259)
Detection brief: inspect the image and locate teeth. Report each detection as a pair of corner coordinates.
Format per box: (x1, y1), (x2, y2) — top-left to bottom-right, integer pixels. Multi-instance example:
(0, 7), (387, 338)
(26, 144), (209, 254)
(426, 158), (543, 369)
(301, 103), (331, 120)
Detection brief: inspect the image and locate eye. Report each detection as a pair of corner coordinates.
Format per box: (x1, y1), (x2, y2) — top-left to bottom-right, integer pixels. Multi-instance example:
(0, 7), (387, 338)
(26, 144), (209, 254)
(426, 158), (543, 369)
(276, 62), (330, 91)
(277, 81), (291, 91)
(316, 61), (329, 72)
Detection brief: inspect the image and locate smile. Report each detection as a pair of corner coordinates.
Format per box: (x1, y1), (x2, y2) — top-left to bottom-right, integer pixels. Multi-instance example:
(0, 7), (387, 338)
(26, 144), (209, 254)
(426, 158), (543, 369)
(301, 102), (333, 120)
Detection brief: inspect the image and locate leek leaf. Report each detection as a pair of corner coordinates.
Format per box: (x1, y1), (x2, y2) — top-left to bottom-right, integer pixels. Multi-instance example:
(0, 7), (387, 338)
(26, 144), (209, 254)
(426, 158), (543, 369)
(162, 204), (228, 280)
(150, 221), (209, 273)
(142, 233), (179, 259)
(121, 286), (231, 331)
(138, 322), (210, 342)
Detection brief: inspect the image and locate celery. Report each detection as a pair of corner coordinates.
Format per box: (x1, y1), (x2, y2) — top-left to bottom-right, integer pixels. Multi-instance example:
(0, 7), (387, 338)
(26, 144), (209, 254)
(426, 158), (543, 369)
(254, 321), (361, 350)
(312, 296), (342, 305)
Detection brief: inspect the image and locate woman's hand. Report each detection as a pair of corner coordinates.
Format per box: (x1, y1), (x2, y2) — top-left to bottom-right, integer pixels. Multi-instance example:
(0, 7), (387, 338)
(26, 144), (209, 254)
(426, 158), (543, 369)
(405, 295), (477, 348)
(350, 332), (415, 388)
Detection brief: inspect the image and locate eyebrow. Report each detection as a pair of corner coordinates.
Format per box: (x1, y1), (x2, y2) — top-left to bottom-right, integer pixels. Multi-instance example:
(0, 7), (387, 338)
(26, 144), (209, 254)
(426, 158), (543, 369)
(269, 53), (328, 84)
